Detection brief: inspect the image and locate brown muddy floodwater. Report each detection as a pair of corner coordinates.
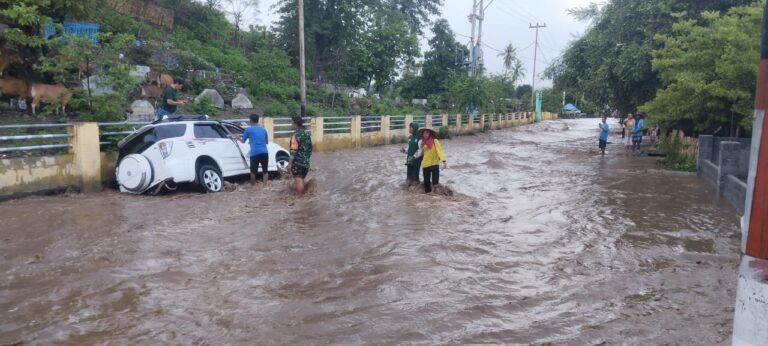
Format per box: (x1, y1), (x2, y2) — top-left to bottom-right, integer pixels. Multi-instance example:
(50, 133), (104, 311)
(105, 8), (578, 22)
(0, 119), (741, 345)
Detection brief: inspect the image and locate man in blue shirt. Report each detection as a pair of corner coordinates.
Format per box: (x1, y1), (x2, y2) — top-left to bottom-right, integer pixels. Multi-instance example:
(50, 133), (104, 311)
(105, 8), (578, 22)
(632, 113), (645, 153)
(240, 113), (269, 185)
(598, 115), (609, 156)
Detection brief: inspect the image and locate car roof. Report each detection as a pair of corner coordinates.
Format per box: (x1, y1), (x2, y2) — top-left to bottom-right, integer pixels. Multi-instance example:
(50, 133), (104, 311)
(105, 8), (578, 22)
(118, 117), (244, 148)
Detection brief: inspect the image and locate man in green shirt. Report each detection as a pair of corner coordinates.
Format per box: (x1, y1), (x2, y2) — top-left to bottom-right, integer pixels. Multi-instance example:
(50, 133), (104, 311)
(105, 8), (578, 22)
(156, 78), (186, 120)
(287, 116), (312, 195)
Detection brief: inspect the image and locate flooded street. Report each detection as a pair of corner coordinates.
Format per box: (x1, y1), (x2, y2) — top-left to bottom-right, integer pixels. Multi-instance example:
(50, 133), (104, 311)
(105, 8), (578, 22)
(0, 119), (741, 345)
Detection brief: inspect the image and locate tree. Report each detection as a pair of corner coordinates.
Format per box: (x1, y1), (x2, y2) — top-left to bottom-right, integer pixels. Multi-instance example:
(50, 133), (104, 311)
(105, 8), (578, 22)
(355, 10), (420, 92)
(548, 0), (755, 116)
(273, 0), (437, 86)
(37, 32), (135, 120)
(385, 0), (444, 35)
(639, 2), (763, 134)
(225, 0), (259, 47)
(498, 43), (518, 76)
(401, 19), (467, 99)
(203, 0), (223, 9)
(510, 59), (526, 86)
(443, 74), (502, 113)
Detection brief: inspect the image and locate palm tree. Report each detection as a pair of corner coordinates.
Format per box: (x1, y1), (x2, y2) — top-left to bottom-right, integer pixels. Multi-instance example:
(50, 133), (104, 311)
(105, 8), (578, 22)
(510, 59), (526, 85)
(498, 43), (517, 76)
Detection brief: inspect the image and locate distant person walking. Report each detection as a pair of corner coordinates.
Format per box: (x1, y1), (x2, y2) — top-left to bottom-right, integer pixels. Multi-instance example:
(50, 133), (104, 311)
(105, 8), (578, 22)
(288, 116), (313, 195)
(418, 128), (447, 193)
(623, 113), (634, 150)
(156, 78), (186, 120)
(632, 113), (645, 152)
(402, 122), (422, 185)
(598, 116), (609, 156)
(648, 123), (659, 148)
(241, 113), (269, 186)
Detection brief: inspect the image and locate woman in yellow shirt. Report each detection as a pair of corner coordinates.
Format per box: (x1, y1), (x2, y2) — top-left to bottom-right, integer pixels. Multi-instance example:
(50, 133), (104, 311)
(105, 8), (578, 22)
(417, 128), (447, 193)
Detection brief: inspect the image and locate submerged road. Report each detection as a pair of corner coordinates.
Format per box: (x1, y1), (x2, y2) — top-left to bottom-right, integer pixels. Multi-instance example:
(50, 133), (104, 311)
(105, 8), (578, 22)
(0, 119), (740, 344)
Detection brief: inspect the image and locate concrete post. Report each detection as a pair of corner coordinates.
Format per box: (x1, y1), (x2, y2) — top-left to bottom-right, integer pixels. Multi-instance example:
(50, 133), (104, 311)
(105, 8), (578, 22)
(263, 117), (275, 143)
(425, 114), (433, 129)
(310, 117), (324, 144)
(698, 135), (714, 174)
(68, 122), (101, 192)
(351, 115), (362, 147)
(404, 114), (414, 137)
(441, 114), (449, 129)
(718, 141), (741, 194)
(456, 114), (462, 133)
(381, 115), (391, 142)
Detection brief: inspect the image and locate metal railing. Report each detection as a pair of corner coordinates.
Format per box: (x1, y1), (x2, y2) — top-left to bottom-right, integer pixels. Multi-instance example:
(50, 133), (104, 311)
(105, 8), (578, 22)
(361, 116), (382, 133)
(431, 115), (443, 128)
(324, 116), (351, 134)
(0, 123), (73, 155)
(2, 113), (532, 156)
(390, 117), (406, 131)
(97, 121), (150, 149)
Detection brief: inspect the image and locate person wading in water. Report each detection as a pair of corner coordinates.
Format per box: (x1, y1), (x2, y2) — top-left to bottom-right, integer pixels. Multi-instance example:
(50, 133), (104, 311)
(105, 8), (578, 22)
(402, 122), (423, 186)
(287, 116), (313, 195)
(418, 128), (447, 193)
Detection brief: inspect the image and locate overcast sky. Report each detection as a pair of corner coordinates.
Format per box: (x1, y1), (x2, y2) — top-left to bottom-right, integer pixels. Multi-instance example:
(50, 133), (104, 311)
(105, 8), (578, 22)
(255, 0), (593, 87)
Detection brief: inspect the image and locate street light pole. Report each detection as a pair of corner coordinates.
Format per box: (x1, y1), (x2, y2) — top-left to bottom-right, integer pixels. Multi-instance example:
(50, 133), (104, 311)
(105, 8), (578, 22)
(298, 0), (307, 117)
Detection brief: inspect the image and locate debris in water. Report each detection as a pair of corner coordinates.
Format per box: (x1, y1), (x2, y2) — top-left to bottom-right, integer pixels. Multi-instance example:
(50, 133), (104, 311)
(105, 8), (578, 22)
(223, 181), (238, 192)
(431, 184), (454, 196)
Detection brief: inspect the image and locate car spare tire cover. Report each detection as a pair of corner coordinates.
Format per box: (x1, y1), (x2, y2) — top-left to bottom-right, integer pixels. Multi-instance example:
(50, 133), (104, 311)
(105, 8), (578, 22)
(117, 154), (153, 192)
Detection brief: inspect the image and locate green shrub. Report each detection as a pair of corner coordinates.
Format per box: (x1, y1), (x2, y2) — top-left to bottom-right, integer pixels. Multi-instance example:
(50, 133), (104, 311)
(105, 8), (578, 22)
(656, 133), (697, 172)
(188, 96), (216, 116)
(438, 126), (452, 140)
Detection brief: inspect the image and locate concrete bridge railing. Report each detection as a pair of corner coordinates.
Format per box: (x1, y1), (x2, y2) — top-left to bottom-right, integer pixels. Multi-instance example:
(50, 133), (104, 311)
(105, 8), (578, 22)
(0, 112), (557, 199)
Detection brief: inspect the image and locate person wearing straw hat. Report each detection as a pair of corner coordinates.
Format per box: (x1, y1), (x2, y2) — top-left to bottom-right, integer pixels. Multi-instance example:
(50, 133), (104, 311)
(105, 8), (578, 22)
(418, 127), (447, 193)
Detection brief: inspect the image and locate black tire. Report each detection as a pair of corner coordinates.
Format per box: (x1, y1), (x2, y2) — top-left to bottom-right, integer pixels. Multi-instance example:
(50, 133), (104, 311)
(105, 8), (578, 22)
(197, 164), (223, 193)
(275, 154), (290, 171)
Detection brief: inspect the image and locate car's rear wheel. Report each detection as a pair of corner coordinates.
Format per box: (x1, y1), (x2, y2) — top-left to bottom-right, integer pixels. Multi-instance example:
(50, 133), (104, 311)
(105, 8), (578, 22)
(275, 154), (290, 171)
(197, 164), (223, 193)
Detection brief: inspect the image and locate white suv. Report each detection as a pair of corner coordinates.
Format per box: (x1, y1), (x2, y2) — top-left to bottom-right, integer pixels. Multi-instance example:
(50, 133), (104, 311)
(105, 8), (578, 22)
(116, 117), (290, 194)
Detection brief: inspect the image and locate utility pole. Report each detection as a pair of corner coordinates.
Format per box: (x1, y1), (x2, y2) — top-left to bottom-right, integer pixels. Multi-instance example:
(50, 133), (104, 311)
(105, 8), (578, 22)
(469, 0), (477, 75)
(732, 3), (768, 343)
(298, 0), (307, 117)
(529, 22), (546, 109)
(476, 0), (484, 75)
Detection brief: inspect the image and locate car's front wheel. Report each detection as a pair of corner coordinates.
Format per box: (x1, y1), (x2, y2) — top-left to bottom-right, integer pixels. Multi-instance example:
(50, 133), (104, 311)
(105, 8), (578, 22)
(197, 164), (223, 193)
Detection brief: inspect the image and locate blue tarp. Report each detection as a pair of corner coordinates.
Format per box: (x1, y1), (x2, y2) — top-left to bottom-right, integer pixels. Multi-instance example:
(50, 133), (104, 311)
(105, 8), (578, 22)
(564, 103), (579, 112)
(43, 21), (99, 44)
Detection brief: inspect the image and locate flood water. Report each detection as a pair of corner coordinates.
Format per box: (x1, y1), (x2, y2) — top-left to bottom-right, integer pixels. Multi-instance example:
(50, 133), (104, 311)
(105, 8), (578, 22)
(0, 119), (741, 345)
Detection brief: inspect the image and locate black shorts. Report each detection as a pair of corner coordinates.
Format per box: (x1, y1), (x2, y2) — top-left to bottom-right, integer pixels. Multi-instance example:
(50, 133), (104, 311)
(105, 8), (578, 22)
(599, 139), (607, 149)
(291, 164), (309, 178)
(250, 153), (269, 174)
